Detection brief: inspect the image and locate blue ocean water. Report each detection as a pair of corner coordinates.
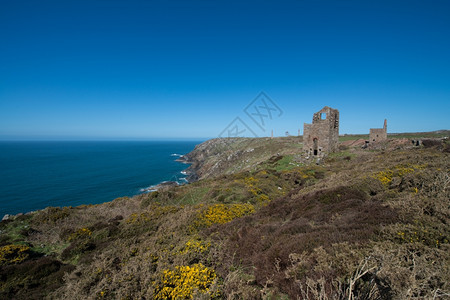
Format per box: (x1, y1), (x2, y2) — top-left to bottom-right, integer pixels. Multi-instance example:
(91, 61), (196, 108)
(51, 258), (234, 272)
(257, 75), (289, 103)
(0, 141), (201, 218)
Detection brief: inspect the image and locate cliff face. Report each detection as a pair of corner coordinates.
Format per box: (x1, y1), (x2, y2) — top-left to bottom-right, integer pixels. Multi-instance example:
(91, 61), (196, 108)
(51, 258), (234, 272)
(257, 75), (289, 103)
(182, 137), (304, 181)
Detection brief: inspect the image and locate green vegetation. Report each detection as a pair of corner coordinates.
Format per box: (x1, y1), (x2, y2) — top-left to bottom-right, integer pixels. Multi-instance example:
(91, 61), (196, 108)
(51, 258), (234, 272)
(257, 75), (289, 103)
(187, 137), (305, 178)
(388, 130), (449, 139)
(0, 136), (449, 299)
(338, 130), (449, 141)
(339, 134), (369, 141)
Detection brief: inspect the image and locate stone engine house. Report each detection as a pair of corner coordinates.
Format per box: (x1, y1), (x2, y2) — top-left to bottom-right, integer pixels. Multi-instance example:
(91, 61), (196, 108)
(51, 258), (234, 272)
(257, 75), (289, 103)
(369, 119), (387, 143)
(303, 106), (339, 157)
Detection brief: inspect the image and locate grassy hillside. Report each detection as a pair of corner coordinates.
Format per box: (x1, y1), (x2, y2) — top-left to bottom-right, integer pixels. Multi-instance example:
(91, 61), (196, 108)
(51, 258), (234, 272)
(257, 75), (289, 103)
(0, 136), (449, 299)
(183, 137), (304, 180)
(338, 130), (449, 142)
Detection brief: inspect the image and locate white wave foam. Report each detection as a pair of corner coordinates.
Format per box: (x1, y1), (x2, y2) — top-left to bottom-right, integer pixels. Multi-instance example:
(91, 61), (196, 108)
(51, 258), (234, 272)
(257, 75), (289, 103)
(140, 185), (158, 193)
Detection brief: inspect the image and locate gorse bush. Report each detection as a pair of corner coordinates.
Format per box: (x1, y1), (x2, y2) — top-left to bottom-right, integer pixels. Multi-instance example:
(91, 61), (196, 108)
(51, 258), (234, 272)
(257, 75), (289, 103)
(242, 175), (273, 204)
(373, 164), (426, 185)
(66, 227), (92, 241)
(153, 263), (219, 299)
(180, 238), (210, 255)
(192, 203), (255, 229)
(0, 244), (30, 265)
(396, 223), (449, 248)
(33, 206), (71, 224)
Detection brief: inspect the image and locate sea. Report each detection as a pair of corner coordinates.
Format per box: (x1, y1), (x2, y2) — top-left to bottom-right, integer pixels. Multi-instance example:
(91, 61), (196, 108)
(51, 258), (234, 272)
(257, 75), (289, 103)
(0, 140), (202, 218)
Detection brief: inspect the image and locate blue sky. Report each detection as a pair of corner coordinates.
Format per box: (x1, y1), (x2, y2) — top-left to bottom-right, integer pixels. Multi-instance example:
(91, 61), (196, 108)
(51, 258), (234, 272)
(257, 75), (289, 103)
(0, 0), (449, 139)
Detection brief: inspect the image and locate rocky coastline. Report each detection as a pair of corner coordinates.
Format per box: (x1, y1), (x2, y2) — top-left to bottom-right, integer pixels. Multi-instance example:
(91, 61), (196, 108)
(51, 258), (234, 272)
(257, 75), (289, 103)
(175, 153), (199, 182)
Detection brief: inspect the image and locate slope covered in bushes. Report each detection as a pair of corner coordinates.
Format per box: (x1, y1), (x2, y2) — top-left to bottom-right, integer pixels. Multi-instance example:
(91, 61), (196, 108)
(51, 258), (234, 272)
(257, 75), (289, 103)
(0, 137), (448, 299)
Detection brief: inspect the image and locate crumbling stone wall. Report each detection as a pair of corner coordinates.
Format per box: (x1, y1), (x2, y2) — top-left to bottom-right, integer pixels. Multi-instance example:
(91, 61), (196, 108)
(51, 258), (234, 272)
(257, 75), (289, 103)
(369, 119), (387, 143)
(303, 106), (339, 157)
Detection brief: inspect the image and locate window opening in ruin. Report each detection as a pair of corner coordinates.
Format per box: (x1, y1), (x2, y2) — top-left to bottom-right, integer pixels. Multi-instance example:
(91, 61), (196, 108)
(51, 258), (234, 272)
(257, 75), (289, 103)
(320, 113), (326, 120)
(313, 138), (318, 155)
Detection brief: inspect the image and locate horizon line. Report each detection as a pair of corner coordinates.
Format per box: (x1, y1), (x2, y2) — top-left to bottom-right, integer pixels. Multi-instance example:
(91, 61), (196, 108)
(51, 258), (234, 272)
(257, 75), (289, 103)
(0, 129), (448, 142)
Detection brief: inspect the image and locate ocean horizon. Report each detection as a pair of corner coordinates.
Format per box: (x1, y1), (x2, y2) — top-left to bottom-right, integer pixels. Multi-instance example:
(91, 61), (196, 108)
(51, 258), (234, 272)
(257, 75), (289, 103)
(0, 140), (202, 218)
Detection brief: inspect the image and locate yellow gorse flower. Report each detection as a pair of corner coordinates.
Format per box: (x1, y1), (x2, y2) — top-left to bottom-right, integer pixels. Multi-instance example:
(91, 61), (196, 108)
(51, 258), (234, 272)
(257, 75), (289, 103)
(67, 227), (92, 241)
(154, 263), (219, 299)
(372, 164), (425, 185)
(0, 244), (30, 265)
(192, 203), (255, 229)
(180, 239), (210, 254)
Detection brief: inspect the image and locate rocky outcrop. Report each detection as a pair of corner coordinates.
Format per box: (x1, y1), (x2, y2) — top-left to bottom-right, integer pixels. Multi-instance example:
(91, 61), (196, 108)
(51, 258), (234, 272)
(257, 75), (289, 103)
(180, 137), (305, 181)
(179, 138), (238, 181)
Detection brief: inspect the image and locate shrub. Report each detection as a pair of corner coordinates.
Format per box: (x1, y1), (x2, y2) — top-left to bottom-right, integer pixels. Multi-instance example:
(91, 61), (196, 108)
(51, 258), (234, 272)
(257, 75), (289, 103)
(180, 239), (210, 255)
(153, 263), (219, 299)
(0, 256), (75, 299)
(33, 207), (71, 224)
(372, 164), (425, 186)
(66, 227), (92, 242)
(316, 186), (367, 204)
(192, 204), (255, 229)
(125, 205), (179, 224)
(421, 139), (442, 148)
(140, 191), (159, 208)
(60, 241), (95, 261)
(0, 244), (30, 265)
(213, 185), (399, 298)
(395, 224), (448, 248)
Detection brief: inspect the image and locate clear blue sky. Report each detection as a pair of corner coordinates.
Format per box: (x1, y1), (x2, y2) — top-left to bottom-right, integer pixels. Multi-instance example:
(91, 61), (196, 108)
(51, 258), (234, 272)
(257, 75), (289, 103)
(1, 0), (449, 140)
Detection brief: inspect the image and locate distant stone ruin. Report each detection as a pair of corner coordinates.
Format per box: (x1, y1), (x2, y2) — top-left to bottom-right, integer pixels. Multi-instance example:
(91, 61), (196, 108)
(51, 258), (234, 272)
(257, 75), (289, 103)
(303, 106), (339, 157)
(369, 119), (387, 143)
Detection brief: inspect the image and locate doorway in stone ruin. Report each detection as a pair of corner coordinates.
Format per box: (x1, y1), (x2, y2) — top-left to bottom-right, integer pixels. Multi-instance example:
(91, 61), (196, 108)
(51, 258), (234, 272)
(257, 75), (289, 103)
(313, 138), (318, 155)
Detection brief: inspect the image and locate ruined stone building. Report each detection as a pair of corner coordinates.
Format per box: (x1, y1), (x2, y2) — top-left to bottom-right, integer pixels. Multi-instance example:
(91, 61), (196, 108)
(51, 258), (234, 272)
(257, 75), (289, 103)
(369, 119), (387, 143)
(303, 106), (339, 157)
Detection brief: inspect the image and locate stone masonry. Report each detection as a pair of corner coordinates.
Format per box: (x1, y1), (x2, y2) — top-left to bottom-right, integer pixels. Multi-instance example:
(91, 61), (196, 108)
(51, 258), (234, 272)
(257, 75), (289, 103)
(369, 119), (387, 143)
(303, 106), (339, 157)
